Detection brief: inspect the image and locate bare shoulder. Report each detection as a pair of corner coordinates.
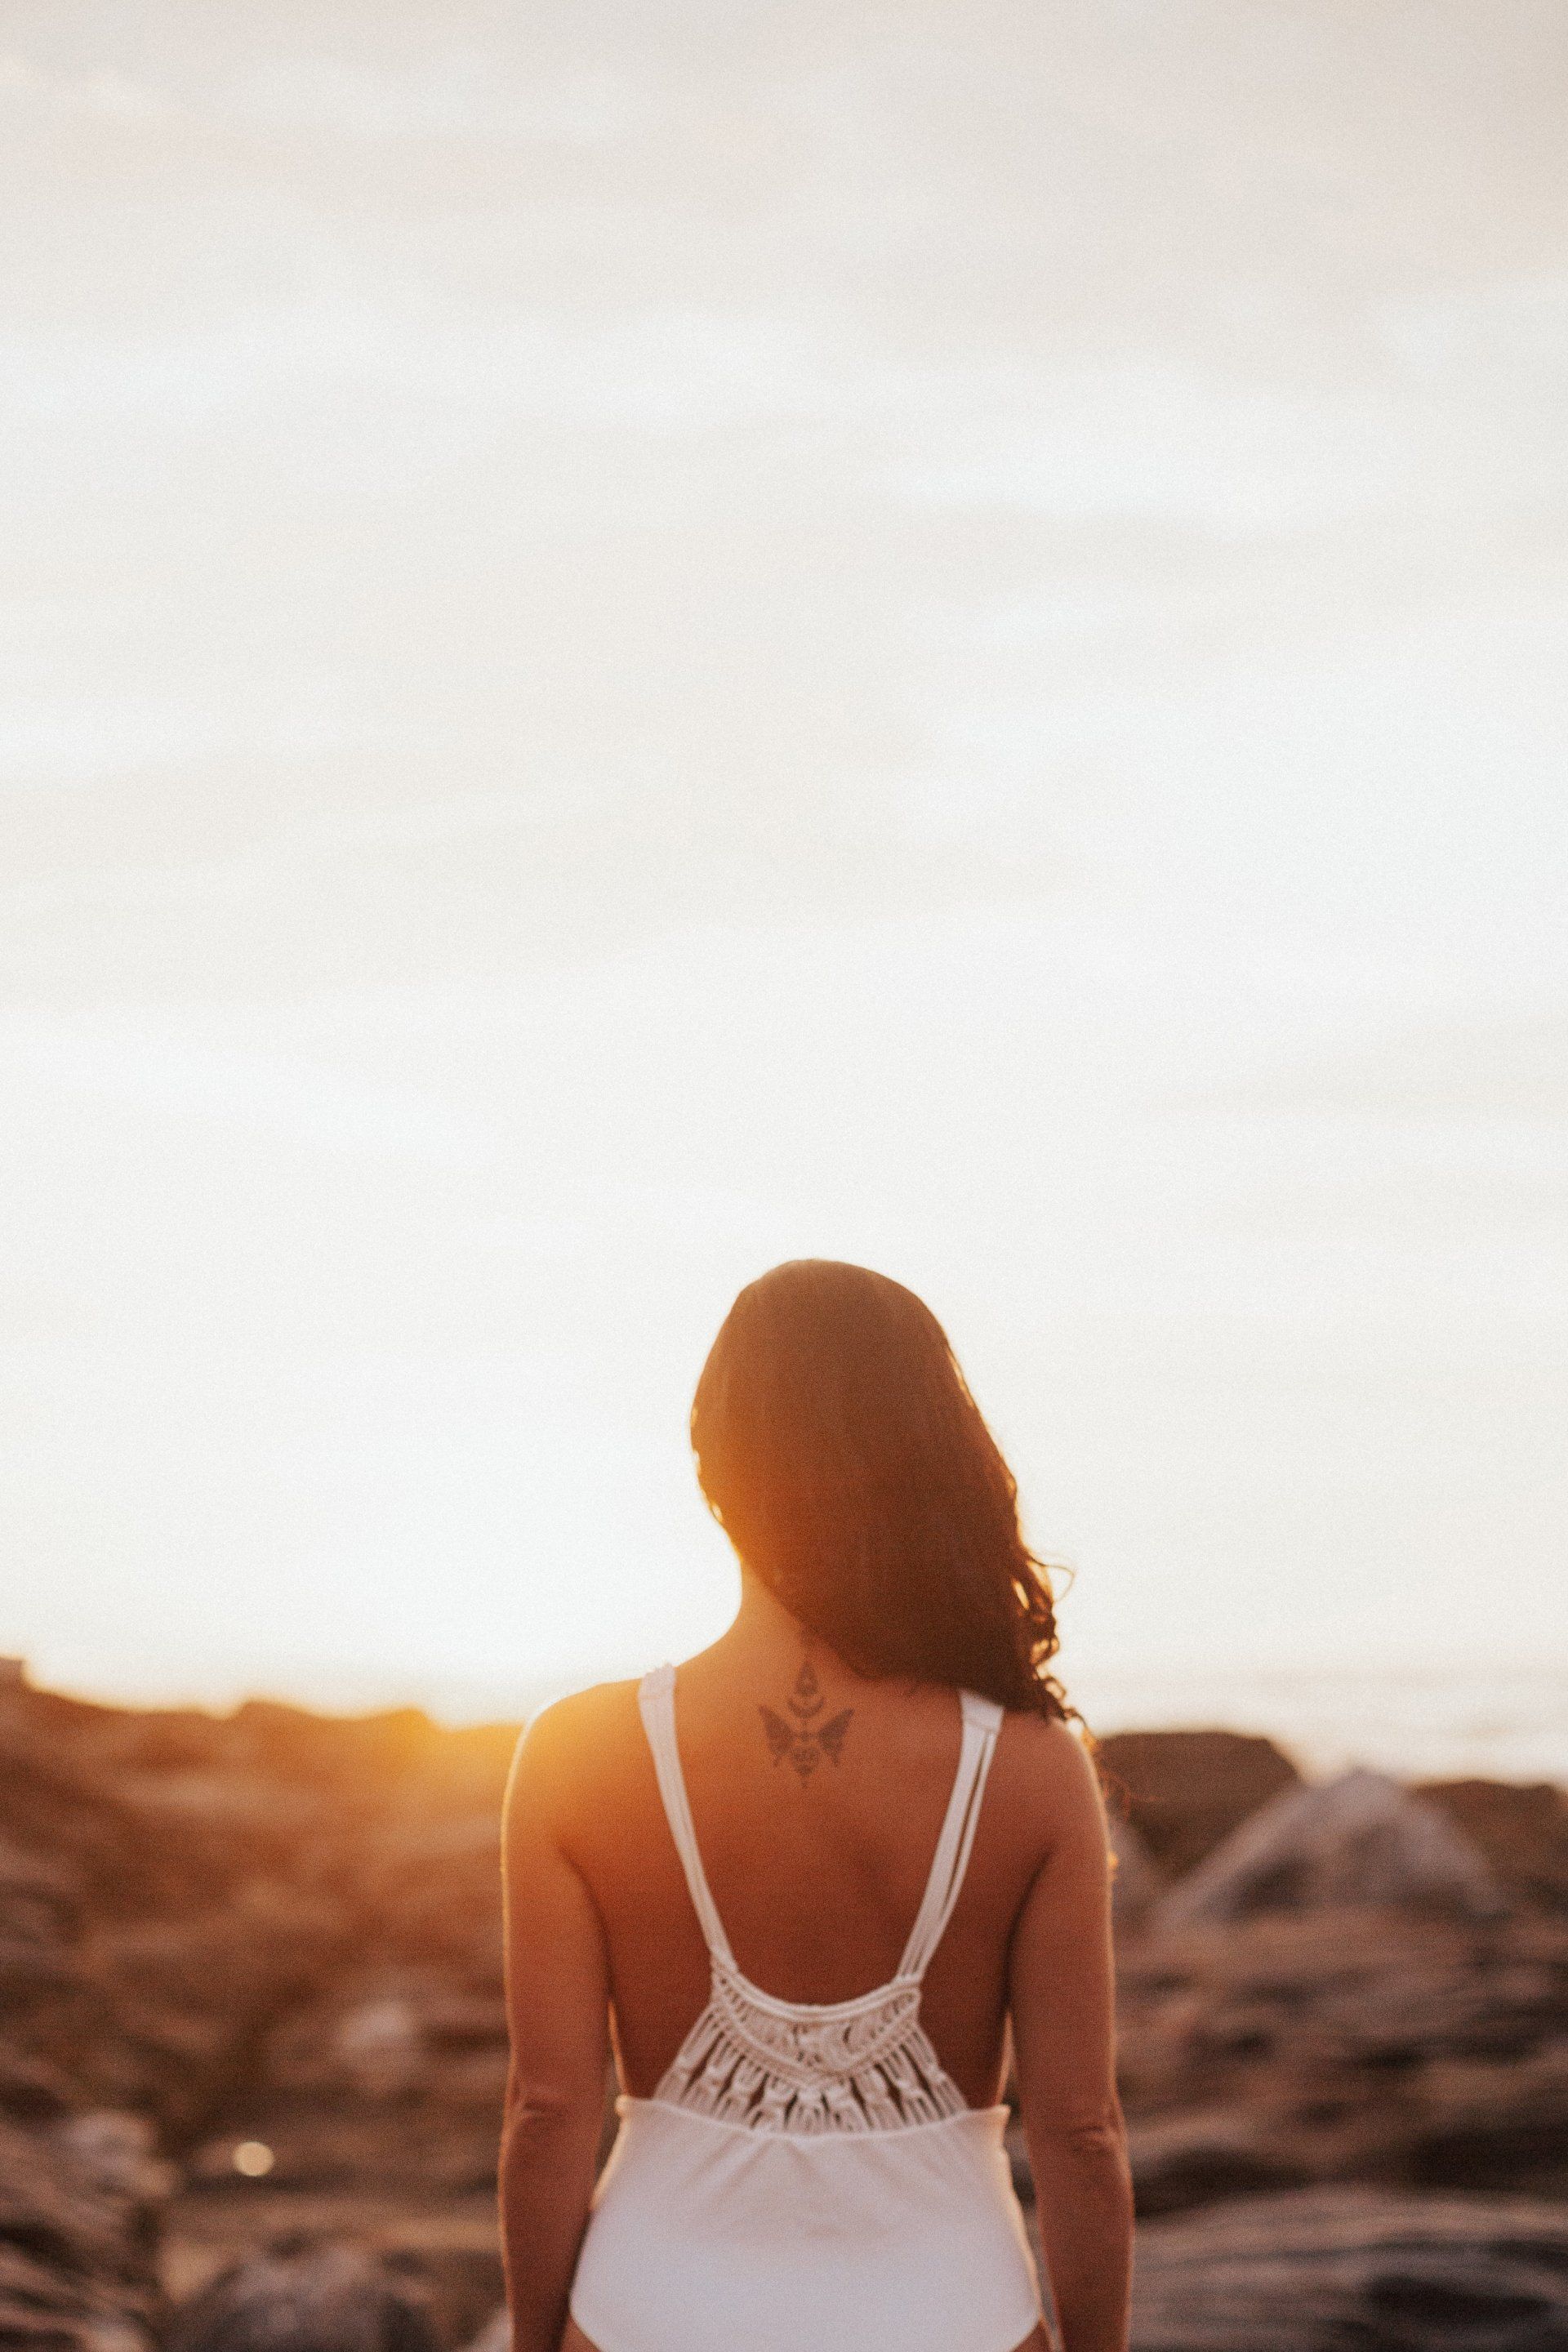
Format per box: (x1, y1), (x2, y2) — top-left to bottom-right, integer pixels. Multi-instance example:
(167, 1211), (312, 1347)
(991, 1708), (1107, 1856)
(520, 1676), (642, 1754)
(505, 1678), (643, 1829)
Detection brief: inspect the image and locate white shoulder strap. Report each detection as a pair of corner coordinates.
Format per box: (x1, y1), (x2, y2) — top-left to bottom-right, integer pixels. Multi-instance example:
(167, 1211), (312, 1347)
(638, 1665), (735, 1966)
(898, 1690), (1004, 1980)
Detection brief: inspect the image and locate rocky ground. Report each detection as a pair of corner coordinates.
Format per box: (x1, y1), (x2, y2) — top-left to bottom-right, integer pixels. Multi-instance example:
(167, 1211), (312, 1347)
(2, 1668), (1565, 2350)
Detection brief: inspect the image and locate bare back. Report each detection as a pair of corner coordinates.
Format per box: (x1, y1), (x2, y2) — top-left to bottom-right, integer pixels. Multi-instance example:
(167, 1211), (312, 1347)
(545, 1615), (1081, 2108)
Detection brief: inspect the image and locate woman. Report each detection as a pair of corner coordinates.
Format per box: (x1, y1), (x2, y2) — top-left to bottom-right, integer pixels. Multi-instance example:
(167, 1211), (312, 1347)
(500, 1260), (1132, 2352)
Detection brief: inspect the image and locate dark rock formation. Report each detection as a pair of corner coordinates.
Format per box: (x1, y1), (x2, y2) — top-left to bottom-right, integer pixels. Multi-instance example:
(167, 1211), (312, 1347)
(1097, 1731), (1301, 1879)
(1158, 1771), (1503, 1929)
(1131, 2185), (1568, 2350)
(166, 2244), (440, 2352)
(1419, 1779), (1568, 1913)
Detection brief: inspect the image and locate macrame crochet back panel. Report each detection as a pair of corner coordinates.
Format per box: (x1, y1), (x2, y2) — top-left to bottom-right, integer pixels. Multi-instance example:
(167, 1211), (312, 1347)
(637, 1664), (1002, 2137)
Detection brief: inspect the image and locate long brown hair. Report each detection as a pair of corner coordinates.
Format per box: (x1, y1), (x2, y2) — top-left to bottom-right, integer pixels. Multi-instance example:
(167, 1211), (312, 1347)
(691, 1260), (1072, 1720)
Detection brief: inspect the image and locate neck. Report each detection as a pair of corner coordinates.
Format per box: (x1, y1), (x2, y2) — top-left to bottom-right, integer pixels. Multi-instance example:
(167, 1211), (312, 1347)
(730, 1567), (810, 1654)
(723, 1569), (871, 1694)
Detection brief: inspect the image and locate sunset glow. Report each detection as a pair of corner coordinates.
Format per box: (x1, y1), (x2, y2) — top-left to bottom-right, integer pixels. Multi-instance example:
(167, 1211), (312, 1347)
(2, 2), (1563, 1766)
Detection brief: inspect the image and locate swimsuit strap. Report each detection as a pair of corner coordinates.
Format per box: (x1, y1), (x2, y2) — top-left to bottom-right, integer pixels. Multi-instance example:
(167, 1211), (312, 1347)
(897, 1690), (1004, 1981)
(639, 1664), (736, 1965)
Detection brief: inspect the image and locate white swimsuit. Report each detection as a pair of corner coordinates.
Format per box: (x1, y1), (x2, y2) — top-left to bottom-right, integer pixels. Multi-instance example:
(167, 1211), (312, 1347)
(568, 1664), (1043, 2352)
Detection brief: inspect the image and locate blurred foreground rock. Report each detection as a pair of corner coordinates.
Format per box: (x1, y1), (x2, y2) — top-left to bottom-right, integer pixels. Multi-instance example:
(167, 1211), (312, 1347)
(0, 1673), (514, 2182)
(1131, 2185), (1568, 2350)
(165, 2245), (439, 2352)
(1119, 1906), (1568, 2212)
(0, 1672), (517, 2349)
(452, 2314), (506, 2352)
(0, 2107), (172, 2352)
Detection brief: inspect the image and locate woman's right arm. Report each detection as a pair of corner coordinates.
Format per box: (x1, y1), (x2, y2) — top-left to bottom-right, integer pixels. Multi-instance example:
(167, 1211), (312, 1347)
(500, 1704), (612, 2352)
(1007, 1722), (1133, 2352)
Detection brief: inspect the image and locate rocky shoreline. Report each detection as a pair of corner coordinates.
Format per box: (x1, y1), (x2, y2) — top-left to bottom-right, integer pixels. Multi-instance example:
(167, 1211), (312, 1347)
(2, 1669), (1565, 2350)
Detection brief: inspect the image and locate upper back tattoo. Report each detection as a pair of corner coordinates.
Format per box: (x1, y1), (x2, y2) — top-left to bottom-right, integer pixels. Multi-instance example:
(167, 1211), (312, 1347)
(760, 1655), (854, 1783)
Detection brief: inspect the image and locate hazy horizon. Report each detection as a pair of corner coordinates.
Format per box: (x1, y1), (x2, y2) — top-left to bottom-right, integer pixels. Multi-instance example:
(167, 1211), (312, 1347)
(14, 1651), (1568, 1793)
(2, 1), (1565, 1768)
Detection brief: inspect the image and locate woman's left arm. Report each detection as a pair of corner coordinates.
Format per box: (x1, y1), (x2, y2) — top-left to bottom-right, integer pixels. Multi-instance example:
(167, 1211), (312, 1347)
(499, 1703), (611, 2352)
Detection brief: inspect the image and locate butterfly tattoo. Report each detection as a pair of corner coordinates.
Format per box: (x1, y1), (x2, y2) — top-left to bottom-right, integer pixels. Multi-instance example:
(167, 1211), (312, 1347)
(760, 1656), (854, 1782)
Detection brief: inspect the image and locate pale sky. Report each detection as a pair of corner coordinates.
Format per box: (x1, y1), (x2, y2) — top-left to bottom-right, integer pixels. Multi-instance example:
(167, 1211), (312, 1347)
(2, 0), (1565, 1748)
